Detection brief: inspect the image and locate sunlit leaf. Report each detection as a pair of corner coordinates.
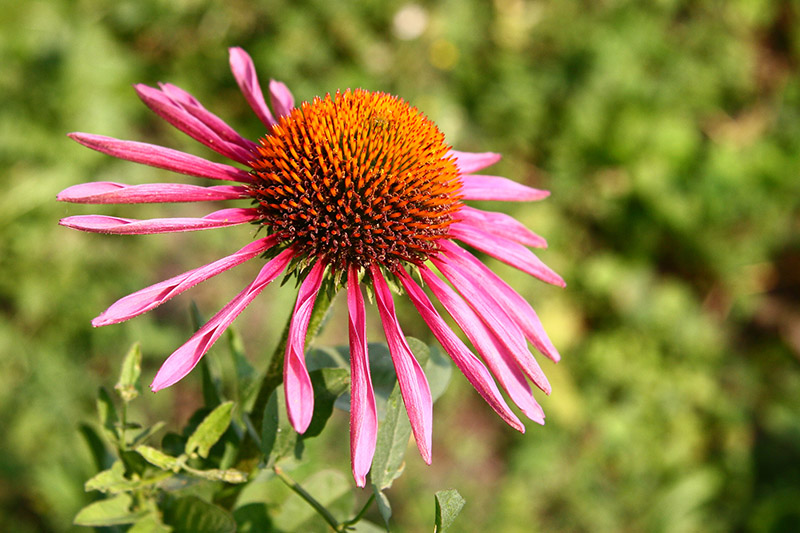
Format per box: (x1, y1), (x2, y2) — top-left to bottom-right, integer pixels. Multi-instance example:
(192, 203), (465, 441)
(115, 342), (142, 403)
(184, 401), (234, 459)
(74, 493), (147, 526)
(136, 445), (181, 472)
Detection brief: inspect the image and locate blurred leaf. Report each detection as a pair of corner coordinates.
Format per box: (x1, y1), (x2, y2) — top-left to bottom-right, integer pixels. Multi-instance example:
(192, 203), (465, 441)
(422, 344), (452, 402)
(163, 495), (236, 533)
(79, 422), (115, 471)
(115, 342), (142, 403)
(434, 489), (466, 532)
(184, 401), (234, 459)
(261, 384), (298, 465)
(74, 493), (147, 526)
(136, 445), (181, 472)
(302, 367), (350, 438)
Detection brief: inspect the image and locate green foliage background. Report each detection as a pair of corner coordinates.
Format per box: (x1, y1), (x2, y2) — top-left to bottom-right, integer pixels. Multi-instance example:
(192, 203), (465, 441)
(2, 0), (799, 531)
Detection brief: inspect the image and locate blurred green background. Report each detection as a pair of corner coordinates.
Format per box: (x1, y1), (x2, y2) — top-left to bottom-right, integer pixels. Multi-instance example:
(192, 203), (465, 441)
(2, 0), (800, 531)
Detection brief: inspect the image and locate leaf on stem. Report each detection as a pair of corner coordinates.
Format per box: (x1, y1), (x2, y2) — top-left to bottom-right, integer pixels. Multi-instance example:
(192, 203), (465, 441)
(115, 342), (143, 402)
(184, 401), (234, 459)
(434, 489), (466, 532)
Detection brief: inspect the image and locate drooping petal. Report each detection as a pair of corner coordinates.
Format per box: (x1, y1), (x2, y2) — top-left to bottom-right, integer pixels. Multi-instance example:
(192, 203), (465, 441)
(396, 268), (524, 432)
(284, 261), (326, 434)
(93, 235), (278, 326)
(150, 248), (294, 391)
(57, 182), (247, 204)
(59, 207), (259, 235)
(454, 206), (547, 248)
(347, 265), (378, 487)
(432, 254), (551, 394)
(441, 240), (561, 362)
(157, 82), (261, 152)
(449, 223), (565, 287)
(269, 80), (295, 119)
(419, 264), (545, 423)
(459, 175), (550, 202)
(448, 150), (501, 174)
(67, 133), (255, 183)
(229, 47), (277, 129)
(370, 264), (433, 464)
(135, 84), (255, 165)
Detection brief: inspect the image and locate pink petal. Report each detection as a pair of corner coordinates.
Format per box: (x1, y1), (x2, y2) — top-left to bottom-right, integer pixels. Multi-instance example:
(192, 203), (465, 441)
(68, 133), (254, 183)
(57, 182), (247, 204)
(93, 235), (278, 326)
(370, 264), (433, 464)
(347, 265), (378, 487)
(441, 240), (560, 362)
(447, 150), (501, 174)
(269, 80), (295, 120)
(150, 248), (294, 391)
(431, 254), (551, 394)
(135, 84), (255, 165)
(229, 47), (277, 129)
(454, 206), (547, 248)
(284, 261), (326, 434)
(158, 82), (261, 152)
(419, 264), (545, 423)
(459, 175), (550, 202)
(448, 223), (565, 287)
(59, 207), (259, 235)
(396, 268), (524, 432)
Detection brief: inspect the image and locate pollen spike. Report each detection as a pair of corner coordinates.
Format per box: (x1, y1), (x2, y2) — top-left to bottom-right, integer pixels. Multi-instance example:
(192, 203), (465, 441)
(247, 89), (461, 271)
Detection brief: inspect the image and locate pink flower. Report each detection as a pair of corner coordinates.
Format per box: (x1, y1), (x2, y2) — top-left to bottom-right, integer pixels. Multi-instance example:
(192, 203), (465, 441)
(58, 48), (564, 487)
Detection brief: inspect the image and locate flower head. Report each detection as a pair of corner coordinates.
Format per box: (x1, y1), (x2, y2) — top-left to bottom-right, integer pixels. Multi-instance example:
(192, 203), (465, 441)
(59, 48), (564, 487)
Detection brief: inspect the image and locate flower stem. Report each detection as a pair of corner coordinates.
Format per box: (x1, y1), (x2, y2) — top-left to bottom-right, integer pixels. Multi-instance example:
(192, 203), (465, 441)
(273, 465), (343, 531)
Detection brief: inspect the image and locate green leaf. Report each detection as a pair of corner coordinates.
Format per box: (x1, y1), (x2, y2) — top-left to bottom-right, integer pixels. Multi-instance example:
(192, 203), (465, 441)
(434, 489), (466, 532)
(372, 486), (393, 529)
(302, 367), (350, 438)
(84, 460), (126, 493)
(129, 513), (174, 533)
(163, 495), (236, 533)
(74, 493), (147, 526)
(136, 445), (181, 472)
(370, 383), (411, 492)
(97, 386), (119, 442)
(184, 401), (234, 459)
(115, 342), (142, 403)
(85, 460), (173, 494)
(261, 385), (299, 465)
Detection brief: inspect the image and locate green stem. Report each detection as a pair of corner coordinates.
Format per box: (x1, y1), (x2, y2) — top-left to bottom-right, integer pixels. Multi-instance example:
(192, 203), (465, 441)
(342, 493), (375, 529)
(274, 465), (342, 532)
